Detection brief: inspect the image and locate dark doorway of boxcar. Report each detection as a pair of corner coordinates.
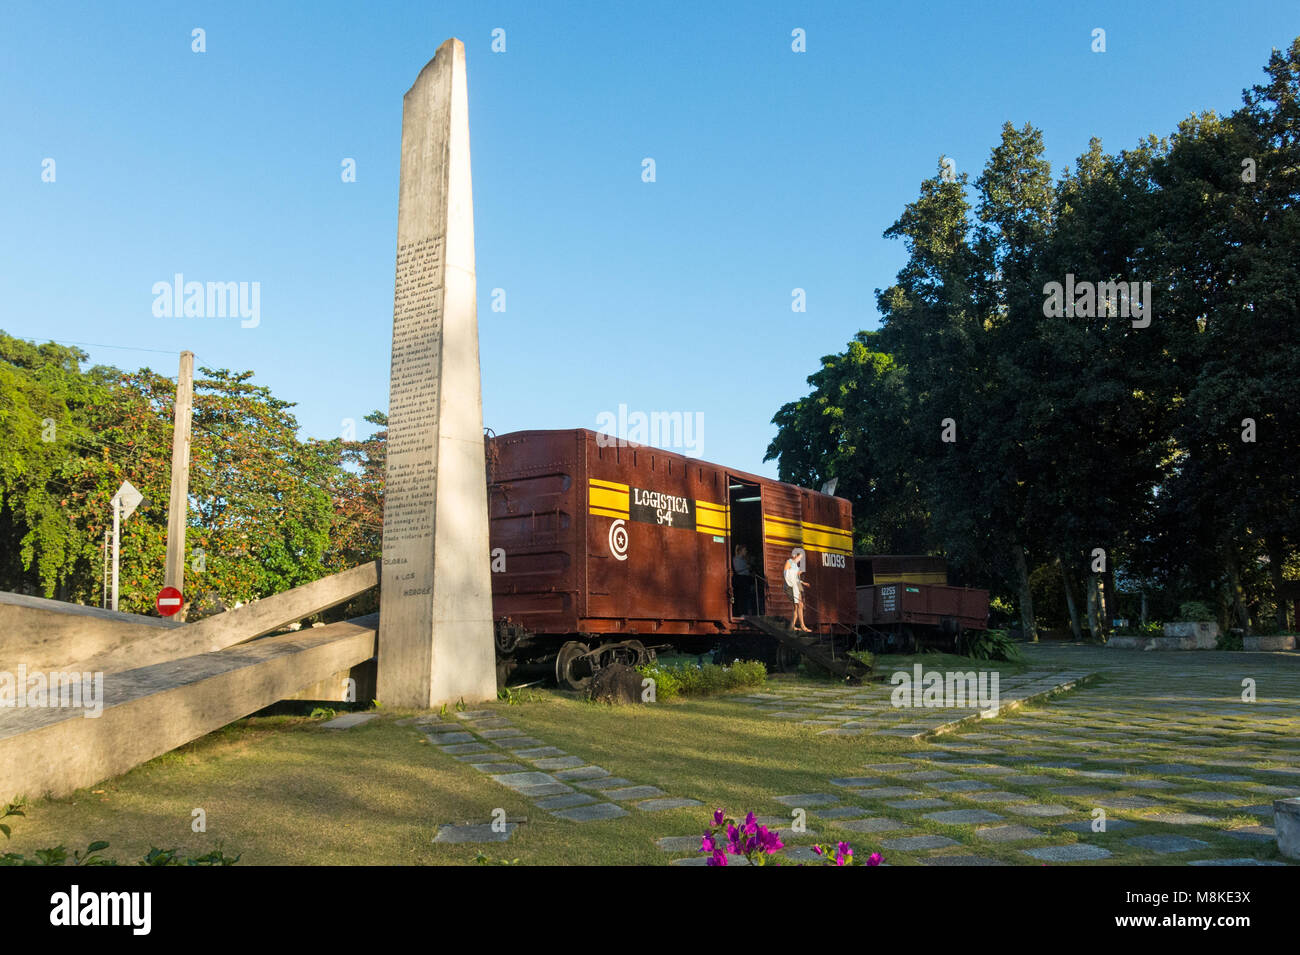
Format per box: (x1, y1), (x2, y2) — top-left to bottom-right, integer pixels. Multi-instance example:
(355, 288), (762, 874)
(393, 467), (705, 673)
(728, 478), (764, 617)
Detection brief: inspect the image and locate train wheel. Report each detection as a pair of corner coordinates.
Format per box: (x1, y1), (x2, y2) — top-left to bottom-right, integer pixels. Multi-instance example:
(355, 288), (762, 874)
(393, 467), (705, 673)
(623, 639), (648, 667)
(556, 641), (592, 692)
(774, 643), (801, 673)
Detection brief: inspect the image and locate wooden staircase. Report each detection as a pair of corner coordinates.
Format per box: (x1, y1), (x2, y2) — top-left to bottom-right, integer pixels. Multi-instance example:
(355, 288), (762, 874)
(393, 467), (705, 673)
(744, 616), (870, 684)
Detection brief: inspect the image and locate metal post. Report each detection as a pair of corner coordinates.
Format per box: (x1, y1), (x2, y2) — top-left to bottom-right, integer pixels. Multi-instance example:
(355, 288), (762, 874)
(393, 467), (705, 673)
(111, 496), (121, 612)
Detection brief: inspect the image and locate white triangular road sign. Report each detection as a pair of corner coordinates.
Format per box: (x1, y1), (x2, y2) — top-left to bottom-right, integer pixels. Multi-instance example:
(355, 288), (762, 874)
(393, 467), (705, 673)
(112, 480), (144, 521)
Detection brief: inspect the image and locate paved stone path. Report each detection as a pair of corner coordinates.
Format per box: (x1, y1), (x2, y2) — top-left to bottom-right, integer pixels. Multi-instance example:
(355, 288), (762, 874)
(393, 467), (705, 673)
(774, 645), (1300, 865)
(419, 708), (703, 831)
(729, 667), (1094, 738)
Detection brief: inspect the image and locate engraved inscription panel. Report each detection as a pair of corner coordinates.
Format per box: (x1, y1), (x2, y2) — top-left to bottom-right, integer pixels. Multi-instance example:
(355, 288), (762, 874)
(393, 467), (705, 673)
(383, 234), (444, 569)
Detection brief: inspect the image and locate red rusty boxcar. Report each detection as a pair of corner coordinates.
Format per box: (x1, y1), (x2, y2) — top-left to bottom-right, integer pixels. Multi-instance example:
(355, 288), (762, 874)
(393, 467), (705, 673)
(486, 429), (856, 687)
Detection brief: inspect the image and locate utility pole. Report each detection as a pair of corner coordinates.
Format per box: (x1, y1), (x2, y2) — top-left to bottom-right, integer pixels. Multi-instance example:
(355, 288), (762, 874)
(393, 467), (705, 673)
(164, 350), (194, 620)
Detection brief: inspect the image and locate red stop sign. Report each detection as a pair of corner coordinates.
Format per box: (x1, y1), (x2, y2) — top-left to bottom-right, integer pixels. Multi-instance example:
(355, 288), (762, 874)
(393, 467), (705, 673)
(156, 586), (184, 616)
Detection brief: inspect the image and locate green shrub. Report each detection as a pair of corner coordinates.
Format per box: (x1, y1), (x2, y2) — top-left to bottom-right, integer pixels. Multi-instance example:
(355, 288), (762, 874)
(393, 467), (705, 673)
(1216, 631), (1244, 651)
(636, 660), (766, 702)
(1175, 601), (1214, 622)
(956, 628), (1021, 662)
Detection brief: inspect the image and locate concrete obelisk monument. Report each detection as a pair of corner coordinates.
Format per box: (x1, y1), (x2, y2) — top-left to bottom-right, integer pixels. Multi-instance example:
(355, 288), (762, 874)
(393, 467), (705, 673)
(377, 38), (496, 708)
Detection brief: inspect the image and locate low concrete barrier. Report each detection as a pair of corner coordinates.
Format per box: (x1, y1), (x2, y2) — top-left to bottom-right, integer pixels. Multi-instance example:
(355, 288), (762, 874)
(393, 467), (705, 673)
(1244, 634), (1297, 651)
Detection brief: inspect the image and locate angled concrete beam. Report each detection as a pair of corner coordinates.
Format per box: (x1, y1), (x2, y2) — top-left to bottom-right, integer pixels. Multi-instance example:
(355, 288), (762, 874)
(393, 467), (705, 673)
(78, 560), (379, 673)
(0, 614), (378, 802)
(0, 592), (181, 672)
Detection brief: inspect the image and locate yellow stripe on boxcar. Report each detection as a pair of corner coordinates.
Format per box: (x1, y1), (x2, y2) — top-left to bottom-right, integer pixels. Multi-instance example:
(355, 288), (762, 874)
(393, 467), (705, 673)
(588, 484), (631, 514)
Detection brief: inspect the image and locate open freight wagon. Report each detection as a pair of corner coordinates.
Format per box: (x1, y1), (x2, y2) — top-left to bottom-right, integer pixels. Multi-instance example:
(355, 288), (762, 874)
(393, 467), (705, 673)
(486, 429), (860, 688)
(855, 555), (990, 653)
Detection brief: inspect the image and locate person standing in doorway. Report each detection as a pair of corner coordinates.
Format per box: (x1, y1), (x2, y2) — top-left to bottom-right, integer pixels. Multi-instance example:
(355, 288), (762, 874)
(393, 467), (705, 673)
(783, 549), (811, 632)
(732, 544), (756, 616)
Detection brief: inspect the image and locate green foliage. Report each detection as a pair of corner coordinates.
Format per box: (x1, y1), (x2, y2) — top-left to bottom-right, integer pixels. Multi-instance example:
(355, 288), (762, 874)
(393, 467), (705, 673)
(473, 852), (520, 865)
(497, 686), (542, 705)
(764, 40), (1300, 635)
(848, 649), (874, 669)
(1176, 601), (1215, 622)
(1216, 631), (1244, 651)
(956, 628), (1021, 662)
(636, 660), (767, 702)
(309, 707), (337, 720)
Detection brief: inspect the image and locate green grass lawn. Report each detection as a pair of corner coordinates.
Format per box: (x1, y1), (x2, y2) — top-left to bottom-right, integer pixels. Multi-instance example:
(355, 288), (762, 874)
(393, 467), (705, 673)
(5, 646), (1296, 866)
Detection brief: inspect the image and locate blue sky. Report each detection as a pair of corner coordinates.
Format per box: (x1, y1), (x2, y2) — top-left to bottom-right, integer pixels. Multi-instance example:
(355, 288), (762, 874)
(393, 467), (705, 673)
(2, 1), (1296, 476)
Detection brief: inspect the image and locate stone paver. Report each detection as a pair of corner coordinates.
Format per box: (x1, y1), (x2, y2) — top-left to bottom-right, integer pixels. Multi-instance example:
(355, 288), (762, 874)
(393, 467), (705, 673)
(428, 731), (475, 744)
(925, 809), (1004, 825)
(835, 817), (911, 833)
(433, 823), (516, 843)
(636, 797), (704, 811)
(535, 793), (598, 810)
(554, 766), (610, 781)
(830, 777), (884, 788)
(1011, 804), (1074, 818)
(774, 793), (841, 807)
(532, 756), (586, 770)
(320, 712), (379, 729)
(974, 824), (1045, 842)
(1024, 844), (1112, 862)
(439, 742), (490, 755)
(815, 807), (872, 820)
(552, 803), (629, 822)
(881, 834), (960, 851)
(602, 785), (667, 801)
(1126, 834), (1209, 853)
(886, 798), (952, 810)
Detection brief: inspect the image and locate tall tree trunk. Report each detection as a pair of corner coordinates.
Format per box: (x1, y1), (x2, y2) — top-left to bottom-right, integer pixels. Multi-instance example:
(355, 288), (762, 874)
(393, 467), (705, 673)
(1224, 548), (1250, 632)
(1266, 533), (1288, 632)
(1057, 555), (1082, 640)
(1012, 544), (1036, 642)
(1085, 573), (1102, 641)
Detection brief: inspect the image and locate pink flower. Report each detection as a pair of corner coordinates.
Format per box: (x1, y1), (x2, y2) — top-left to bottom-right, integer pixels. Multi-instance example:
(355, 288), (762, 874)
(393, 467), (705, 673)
(758, 826), (784, 854)
(701, 833), (716, 854)
(867, 852), (882, 867)
(712, 809), (725, 827)
(707, 848), (728, 866)
(743, 812), (758, 835)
